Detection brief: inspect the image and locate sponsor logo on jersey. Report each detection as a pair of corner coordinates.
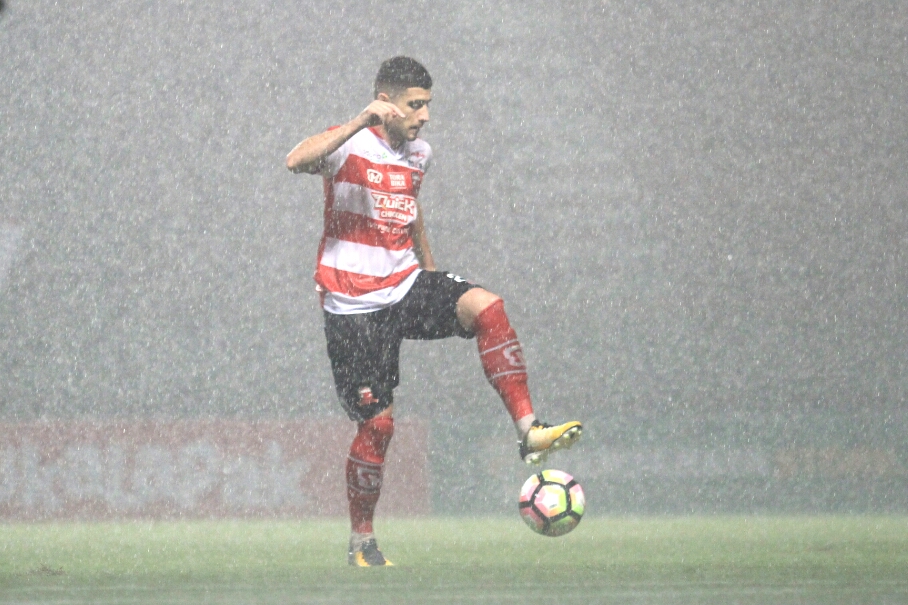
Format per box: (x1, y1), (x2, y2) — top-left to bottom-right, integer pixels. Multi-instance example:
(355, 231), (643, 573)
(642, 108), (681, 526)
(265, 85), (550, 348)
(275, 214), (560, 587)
(366, 169), (383, 184)
(388, 173), (407, 189)
(376, 223), (409, 235)
(371, 192), (417, 224)
(362, 150), (391, 163)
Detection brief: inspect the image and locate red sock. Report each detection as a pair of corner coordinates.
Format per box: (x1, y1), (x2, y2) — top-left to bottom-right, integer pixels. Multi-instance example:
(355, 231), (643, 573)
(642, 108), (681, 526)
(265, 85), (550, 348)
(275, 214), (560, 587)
(346, 416), (394, 535)
(472, 299), (534, 423)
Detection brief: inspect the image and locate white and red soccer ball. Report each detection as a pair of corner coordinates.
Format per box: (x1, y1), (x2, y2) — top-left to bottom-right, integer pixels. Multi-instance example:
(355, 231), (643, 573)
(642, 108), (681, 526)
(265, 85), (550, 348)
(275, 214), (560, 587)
(518, 469), (585, 537)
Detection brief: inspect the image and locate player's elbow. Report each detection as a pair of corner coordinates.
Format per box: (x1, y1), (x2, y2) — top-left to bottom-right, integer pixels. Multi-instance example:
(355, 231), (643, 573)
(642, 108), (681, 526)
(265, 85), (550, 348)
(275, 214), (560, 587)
(286, 156), (304, 173)
(286, 156), (318, 174)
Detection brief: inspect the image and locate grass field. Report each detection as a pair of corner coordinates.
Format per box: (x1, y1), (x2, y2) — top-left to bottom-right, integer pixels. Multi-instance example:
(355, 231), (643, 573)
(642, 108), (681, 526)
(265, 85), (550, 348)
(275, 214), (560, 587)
(1, 516), (906, 604)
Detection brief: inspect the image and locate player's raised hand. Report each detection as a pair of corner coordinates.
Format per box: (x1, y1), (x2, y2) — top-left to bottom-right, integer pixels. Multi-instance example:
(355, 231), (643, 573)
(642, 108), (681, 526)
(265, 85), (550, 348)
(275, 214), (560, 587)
(358, 99), (406, 128)
(286, 99), (406, 173)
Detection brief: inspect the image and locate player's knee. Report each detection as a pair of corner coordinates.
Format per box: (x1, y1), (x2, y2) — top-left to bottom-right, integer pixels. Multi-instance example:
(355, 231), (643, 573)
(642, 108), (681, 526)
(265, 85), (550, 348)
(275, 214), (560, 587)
(362, 414), (395, 451)
(475, 288), (502, 311)
(457, 288), (502, 330)
(342, 385), (393, 423)
(368, 414), (394, 435)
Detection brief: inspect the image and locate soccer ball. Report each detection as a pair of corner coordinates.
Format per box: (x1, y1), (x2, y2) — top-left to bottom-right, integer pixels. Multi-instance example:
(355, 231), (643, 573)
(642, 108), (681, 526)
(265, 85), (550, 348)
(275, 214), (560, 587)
(518, 469), (585, 537)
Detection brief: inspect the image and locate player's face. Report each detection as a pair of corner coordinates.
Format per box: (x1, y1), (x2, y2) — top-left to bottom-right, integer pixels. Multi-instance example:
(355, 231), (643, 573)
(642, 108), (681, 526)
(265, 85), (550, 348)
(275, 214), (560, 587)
(383, 87), (431, 143)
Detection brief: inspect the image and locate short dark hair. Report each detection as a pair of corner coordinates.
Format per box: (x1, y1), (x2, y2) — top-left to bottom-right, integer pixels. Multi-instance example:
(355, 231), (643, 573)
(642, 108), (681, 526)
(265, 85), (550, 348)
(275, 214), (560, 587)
(374, 56), (432, 98)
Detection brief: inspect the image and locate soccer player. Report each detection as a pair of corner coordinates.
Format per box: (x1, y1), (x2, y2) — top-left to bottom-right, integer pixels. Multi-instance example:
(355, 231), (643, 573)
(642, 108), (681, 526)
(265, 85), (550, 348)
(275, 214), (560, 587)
(286, 57), (582, 567)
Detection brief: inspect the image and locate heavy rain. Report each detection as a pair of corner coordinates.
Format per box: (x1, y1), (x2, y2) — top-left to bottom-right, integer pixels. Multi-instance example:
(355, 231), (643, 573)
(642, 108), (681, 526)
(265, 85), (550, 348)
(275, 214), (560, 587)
(1, 0), (906, 603)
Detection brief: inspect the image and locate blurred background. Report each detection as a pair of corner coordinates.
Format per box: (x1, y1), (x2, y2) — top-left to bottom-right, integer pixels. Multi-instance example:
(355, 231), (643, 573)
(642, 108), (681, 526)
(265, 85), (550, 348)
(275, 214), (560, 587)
(1, 0), (906, 514)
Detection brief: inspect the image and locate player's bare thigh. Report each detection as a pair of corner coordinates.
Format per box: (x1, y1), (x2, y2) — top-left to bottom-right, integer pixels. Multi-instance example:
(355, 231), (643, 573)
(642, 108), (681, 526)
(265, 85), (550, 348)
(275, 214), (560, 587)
(455, 288), (501, 332)
(370, 289), (497, 421)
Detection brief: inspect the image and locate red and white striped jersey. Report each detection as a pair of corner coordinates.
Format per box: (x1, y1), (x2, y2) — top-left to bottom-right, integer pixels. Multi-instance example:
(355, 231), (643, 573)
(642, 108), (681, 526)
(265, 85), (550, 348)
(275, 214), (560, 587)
(315, 127), (432, 314)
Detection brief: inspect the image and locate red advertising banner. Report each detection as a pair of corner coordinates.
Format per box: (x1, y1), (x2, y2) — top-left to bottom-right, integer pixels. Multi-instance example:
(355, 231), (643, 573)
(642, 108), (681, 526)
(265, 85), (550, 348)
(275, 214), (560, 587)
(0, 418), (430, 520)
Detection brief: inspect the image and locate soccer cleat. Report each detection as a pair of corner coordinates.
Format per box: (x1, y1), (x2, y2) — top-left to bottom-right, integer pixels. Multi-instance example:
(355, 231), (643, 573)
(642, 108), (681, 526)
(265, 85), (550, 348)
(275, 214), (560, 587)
(519, 420), (583, 465)
(348, 538), (394, 567)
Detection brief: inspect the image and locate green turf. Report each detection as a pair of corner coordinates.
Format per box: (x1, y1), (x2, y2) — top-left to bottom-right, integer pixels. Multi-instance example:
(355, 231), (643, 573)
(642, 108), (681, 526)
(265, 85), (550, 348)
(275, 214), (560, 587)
(1, 517), (906, 604)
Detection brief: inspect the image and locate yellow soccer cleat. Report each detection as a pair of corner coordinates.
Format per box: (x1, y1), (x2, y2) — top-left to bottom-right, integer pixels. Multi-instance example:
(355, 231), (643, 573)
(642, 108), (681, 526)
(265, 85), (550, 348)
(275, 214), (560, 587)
(519, 420), (583, 465)
(348, 538), (394, 567)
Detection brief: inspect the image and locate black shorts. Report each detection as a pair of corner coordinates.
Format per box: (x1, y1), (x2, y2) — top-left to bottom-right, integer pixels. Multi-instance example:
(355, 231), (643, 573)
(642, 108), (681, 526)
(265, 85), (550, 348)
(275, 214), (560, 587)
(324, 270), (480, 422)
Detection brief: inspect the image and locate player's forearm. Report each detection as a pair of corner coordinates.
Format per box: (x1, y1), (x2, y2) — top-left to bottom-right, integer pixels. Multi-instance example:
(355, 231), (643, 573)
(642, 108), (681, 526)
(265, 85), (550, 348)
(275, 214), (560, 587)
(411, 203), (436, 270)
(285, 116), (368, 174)
(415, 242), (435, 271)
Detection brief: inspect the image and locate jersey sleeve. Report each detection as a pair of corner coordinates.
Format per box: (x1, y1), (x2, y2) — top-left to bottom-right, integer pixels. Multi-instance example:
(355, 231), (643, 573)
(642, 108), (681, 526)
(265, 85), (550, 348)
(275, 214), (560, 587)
(410, 139), (432, 174)
(318, 126), (352, 178)
(423, 145), (433, 173)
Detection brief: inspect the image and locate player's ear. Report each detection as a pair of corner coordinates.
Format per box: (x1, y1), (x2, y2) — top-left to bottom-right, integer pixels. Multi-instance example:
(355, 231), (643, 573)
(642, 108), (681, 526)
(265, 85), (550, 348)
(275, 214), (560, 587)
(377, 92), (391, 102)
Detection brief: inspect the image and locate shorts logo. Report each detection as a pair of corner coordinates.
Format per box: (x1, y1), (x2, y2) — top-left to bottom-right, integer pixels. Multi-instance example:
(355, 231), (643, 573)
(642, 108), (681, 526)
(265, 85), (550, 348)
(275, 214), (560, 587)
(371, 192), (417, 224)
(357, 386), (379, 406)
(366, 169), (383, 184)
(446, 273), (468, 283)
(388, 173), (407, 189)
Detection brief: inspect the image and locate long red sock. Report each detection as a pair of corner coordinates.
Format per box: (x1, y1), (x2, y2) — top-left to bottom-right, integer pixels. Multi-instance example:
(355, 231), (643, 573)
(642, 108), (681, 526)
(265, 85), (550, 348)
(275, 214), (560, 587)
(346, 415), (394, 535)
(473, 299), (534, 423)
